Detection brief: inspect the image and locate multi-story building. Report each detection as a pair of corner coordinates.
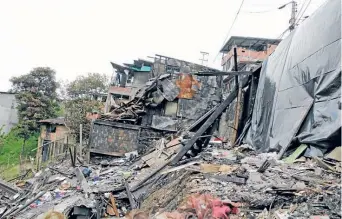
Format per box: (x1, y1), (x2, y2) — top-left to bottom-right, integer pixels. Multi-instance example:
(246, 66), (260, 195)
(218, 36), (281, 144)
(220, 36), (281, 91)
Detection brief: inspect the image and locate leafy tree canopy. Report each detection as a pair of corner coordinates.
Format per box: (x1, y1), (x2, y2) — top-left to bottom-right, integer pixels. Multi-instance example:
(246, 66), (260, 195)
(66, 73), (109, 99)
(63, 73), (109, 138)
(10, 67), (59, 137)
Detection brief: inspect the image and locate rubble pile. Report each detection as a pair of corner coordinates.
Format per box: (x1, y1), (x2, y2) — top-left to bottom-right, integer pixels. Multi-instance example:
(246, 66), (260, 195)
(101, 100), (145, 123)
(0, 1), (340, 218)
(0, 140), (340, 219)
(100, 73), (174, 124)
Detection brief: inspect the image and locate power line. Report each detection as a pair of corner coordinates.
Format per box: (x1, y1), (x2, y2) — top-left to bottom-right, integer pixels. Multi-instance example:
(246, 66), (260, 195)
(278, 0), (315, 39)
(296, 0), (312, 25)
(277, 28), (289, 39)
(296, 0), (308, 19)
(214, 0), (245, 61)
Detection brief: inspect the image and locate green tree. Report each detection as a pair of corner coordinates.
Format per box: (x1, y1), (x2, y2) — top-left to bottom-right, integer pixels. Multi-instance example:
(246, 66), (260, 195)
(64, 99), (103, 139)
(63, 73), (109, 139)
(10, 67), (59, 136)
(10, 67), (58, 165)
(66, 73), (109, 99)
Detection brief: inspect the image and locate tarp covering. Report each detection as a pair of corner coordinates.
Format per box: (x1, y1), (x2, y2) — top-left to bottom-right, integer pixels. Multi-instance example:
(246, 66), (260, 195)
(245, 0), (341, 153)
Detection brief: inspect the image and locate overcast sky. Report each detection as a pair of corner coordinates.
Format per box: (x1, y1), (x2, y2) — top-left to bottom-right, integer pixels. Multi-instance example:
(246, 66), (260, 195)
(0, 0), (326, 91)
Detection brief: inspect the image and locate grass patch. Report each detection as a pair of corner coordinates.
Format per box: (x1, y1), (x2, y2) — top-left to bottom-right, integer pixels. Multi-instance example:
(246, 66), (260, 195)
(0, 165), (20, 180)
(0, 128), (38, 180)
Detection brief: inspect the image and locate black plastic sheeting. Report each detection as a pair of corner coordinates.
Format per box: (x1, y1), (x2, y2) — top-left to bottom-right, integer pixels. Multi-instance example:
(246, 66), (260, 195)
(245, 0), (341, 153)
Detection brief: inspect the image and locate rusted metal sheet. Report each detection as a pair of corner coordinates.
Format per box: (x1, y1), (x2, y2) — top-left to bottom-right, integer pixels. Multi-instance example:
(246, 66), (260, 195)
(176, 73), (201, 99)
(89, 120), (140, 154)
(177, 76), (220, 120)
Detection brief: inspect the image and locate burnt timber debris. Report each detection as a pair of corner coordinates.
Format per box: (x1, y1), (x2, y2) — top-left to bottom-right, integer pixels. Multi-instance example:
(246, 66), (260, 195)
(0, 0), (341, 218)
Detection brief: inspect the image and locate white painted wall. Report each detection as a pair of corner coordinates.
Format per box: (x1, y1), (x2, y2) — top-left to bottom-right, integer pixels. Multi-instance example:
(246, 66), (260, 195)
(0, 93), (18, 134)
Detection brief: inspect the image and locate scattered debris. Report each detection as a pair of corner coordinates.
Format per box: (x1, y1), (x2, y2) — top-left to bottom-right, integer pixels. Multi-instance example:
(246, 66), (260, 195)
(313, 156), (337, 172)
(74, 167), (91, 193)
(199, 163), (237, 174)
(1, 1), (340, 218)
(0, 139), (339, 219)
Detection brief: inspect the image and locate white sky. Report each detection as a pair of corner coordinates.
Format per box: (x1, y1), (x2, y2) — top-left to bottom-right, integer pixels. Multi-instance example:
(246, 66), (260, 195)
(0, 0), (326, 91)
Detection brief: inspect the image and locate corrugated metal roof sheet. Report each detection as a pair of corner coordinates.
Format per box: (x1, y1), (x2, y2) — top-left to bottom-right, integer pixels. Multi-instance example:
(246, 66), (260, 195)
(128, 66), (151, 72)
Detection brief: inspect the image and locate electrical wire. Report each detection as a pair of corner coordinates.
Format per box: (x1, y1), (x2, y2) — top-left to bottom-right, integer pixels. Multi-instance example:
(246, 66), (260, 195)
(214, 0), (245, 61)
(296, 0), (312, 25)
(278, 0), (315, 39)
(277, 28), (289, 39)
(296, 0), (309, 20)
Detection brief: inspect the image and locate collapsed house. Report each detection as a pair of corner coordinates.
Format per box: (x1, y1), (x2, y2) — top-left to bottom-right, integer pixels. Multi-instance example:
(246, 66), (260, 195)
(89, 0), (341, 173)
(0, 0), (340, 218)
(91, 54), (222, 157)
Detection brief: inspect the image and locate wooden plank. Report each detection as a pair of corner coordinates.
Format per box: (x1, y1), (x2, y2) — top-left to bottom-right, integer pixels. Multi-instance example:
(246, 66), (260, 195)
(93, 119), (140, 130)
(36, 137), (41, 171)
(161, 161), (199, 174)
(231, 47), (240, 144)
(131, 159), (172, 192)
(107, 193), (119, 216)
(185, 106), (217, 132)
(90, 149), (124, 157)
(231, 86), (242, 144)
(125, 181), (136, 209)
(86, 123), (93, 164)
(283, 144), (308, 163)
(80, 124), (83, 158)
(53, 142), (55, 159)
(73, 144), (77, 165)
(193, 71), (253, 76)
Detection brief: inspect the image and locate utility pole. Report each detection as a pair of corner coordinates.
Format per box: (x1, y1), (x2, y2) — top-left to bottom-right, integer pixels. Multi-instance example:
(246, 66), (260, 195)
(199, 51), (209, 66)
(289, 1), (297, 31)
(278, 1), (297, 31)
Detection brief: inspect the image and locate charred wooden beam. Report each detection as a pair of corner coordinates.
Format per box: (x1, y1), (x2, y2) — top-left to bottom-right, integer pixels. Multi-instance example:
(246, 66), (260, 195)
(172, 78), (250, 164)
(231, 47), (242, 144)
(193, 71), (253, 76)
(4, 191), (46, 217)
(124, 181), (136, 209)
(131, 159), (172, 192)
(0, 179), (20, 196)
(171, 89), (238, 164)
